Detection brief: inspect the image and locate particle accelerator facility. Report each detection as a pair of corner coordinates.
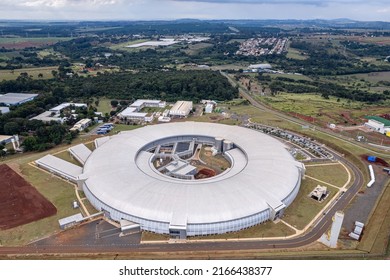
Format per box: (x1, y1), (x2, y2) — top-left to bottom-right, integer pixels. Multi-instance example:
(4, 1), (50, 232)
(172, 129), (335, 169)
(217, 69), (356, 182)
(36, 122), (305, 239)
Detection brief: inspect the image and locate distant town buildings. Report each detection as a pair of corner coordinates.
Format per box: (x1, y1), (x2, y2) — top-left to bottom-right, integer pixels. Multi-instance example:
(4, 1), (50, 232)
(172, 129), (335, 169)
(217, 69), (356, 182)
(236, 37), (288, 56)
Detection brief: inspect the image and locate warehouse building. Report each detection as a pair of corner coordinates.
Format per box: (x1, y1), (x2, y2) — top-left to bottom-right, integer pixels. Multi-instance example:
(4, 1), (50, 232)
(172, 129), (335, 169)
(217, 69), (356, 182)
(0, 93), (38, 106)
(169, 101), (193, 117)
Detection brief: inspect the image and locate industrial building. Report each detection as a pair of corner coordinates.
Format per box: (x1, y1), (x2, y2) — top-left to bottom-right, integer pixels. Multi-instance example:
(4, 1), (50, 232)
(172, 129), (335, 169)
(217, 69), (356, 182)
(49, 103), (87, 114)
(169, 101), (193, 117)
(69, 122), (304, 238)
(0, 93), (38, 106)
(364, 117), (390, 135)
(70, 118), (92, 132)
(118, 99), (165, 123)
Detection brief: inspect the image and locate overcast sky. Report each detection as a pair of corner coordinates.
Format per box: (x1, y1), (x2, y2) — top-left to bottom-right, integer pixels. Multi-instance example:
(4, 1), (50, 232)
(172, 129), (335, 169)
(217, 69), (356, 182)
(0, 0), (389, 21)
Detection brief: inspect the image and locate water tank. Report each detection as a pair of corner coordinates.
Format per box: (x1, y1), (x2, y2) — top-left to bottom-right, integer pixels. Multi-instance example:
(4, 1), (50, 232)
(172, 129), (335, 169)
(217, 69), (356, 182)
(215, 137), (224, 153)
(223, 140), (234, 152)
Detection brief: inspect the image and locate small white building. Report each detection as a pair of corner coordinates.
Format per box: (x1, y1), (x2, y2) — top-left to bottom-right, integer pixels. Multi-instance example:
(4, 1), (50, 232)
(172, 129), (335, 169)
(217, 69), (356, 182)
(205, 103), (214, 114)
(50, 103), (87, 114)
(130, 99), (166, 111)
(365, 119), (385, 132)
(169, 101), (193, 118)
(70, 118), (92, 132)
(118, 107), (153, 123)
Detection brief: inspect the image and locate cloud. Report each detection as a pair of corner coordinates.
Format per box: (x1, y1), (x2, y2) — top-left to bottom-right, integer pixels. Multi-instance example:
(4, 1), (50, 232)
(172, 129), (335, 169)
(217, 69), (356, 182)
(172, 0), (387, 6)
(19, 0), (121, 8)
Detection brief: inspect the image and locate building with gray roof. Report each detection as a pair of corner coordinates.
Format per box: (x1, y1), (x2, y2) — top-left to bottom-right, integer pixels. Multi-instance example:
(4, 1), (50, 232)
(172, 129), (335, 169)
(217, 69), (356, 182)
(0, 93), (38, 106)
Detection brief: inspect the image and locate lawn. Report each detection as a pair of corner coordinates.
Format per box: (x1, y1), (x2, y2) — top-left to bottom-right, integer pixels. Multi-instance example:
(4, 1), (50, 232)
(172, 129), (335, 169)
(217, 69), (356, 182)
(0, 164), (79, 245)
(53, 150), (82, 167)
(305, 163), (350, 188)
(94, 97), (113, 115)
(0, 66), (58, 80)
(358, 182), (390, 254)
(189, 221), (296, 240)
(283, 177), (339, 230)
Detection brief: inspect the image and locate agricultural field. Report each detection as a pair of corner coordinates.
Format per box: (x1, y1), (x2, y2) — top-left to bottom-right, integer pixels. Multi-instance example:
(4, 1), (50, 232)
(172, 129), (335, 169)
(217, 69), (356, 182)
(182, 42), (213, 55)
(0, 37), (71, 49)
(0, 66), (57, 80)
(257, 93), (389, 126)
(286, 47), (308, 60)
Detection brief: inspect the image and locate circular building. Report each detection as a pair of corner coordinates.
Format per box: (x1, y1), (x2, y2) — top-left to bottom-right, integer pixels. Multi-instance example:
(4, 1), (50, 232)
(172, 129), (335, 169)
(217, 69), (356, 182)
(80, 122), (304, 238)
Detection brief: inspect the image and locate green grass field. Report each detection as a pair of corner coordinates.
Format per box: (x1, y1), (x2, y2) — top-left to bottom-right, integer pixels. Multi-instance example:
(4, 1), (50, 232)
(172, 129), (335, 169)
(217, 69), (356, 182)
(183, 42), (213, 55)
(286, 47), (309, 60)
(305, 163), (350, 188)
(53, 150), (82, 167)
(94, 97), (113, 114)
(0, 66), (57, 80)
(283, 178), (339, 230)
(189, 221), (295, 240)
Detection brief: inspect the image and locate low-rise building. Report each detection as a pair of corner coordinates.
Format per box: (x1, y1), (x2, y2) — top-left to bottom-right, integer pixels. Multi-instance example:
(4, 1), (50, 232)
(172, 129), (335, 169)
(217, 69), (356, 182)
(70, 118), (92, 132)
(169, 101), (193, 117)
(0, 93), (38, 106)
(365, 117), (390, 134)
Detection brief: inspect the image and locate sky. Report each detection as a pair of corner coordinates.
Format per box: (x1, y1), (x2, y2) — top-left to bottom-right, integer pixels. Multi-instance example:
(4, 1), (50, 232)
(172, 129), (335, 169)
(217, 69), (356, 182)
(0, 0), (389, 21)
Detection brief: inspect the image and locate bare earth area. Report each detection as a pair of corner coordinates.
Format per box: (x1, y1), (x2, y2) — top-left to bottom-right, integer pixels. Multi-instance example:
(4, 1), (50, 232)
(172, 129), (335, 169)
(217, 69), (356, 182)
(0, 164), (57, 230)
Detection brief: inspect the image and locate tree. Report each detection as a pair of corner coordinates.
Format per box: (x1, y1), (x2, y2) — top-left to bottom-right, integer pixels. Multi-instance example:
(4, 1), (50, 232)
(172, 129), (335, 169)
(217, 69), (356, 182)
(110, 100), (119, 107)
(3, 122), (21, 135)
(22, 136), (38, 151)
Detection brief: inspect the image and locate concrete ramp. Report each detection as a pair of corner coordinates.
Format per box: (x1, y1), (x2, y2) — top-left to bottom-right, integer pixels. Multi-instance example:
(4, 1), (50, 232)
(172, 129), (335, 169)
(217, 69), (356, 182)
(68, 144), (92, 166)
(35, 154), (82, 182)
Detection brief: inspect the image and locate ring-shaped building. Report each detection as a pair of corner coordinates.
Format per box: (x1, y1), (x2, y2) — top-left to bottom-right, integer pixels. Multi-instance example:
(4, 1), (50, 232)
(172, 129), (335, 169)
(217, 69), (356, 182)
(80, 122), (304, 238)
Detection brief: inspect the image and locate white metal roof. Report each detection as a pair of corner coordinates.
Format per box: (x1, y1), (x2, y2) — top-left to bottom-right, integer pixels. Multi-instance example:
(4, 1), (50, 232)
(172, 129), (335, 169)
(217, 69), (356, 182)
(68, 144), (92, 165)
(82, 122), (302, 225)
(58, 213), (84, 226)
(0, 93), (38, 105)
(36, 154), (83, 181)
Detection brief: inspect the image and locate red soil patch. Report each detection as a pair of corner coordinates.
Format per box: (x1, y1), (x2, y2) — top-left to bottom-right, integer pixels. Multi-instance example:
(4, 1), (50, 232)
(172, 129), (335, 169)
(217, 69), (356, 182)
(290, 112), (316, 123)
(361, 155), (390, 167)
(195, 168), (216, 179)
(0, 164), (57, 230)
